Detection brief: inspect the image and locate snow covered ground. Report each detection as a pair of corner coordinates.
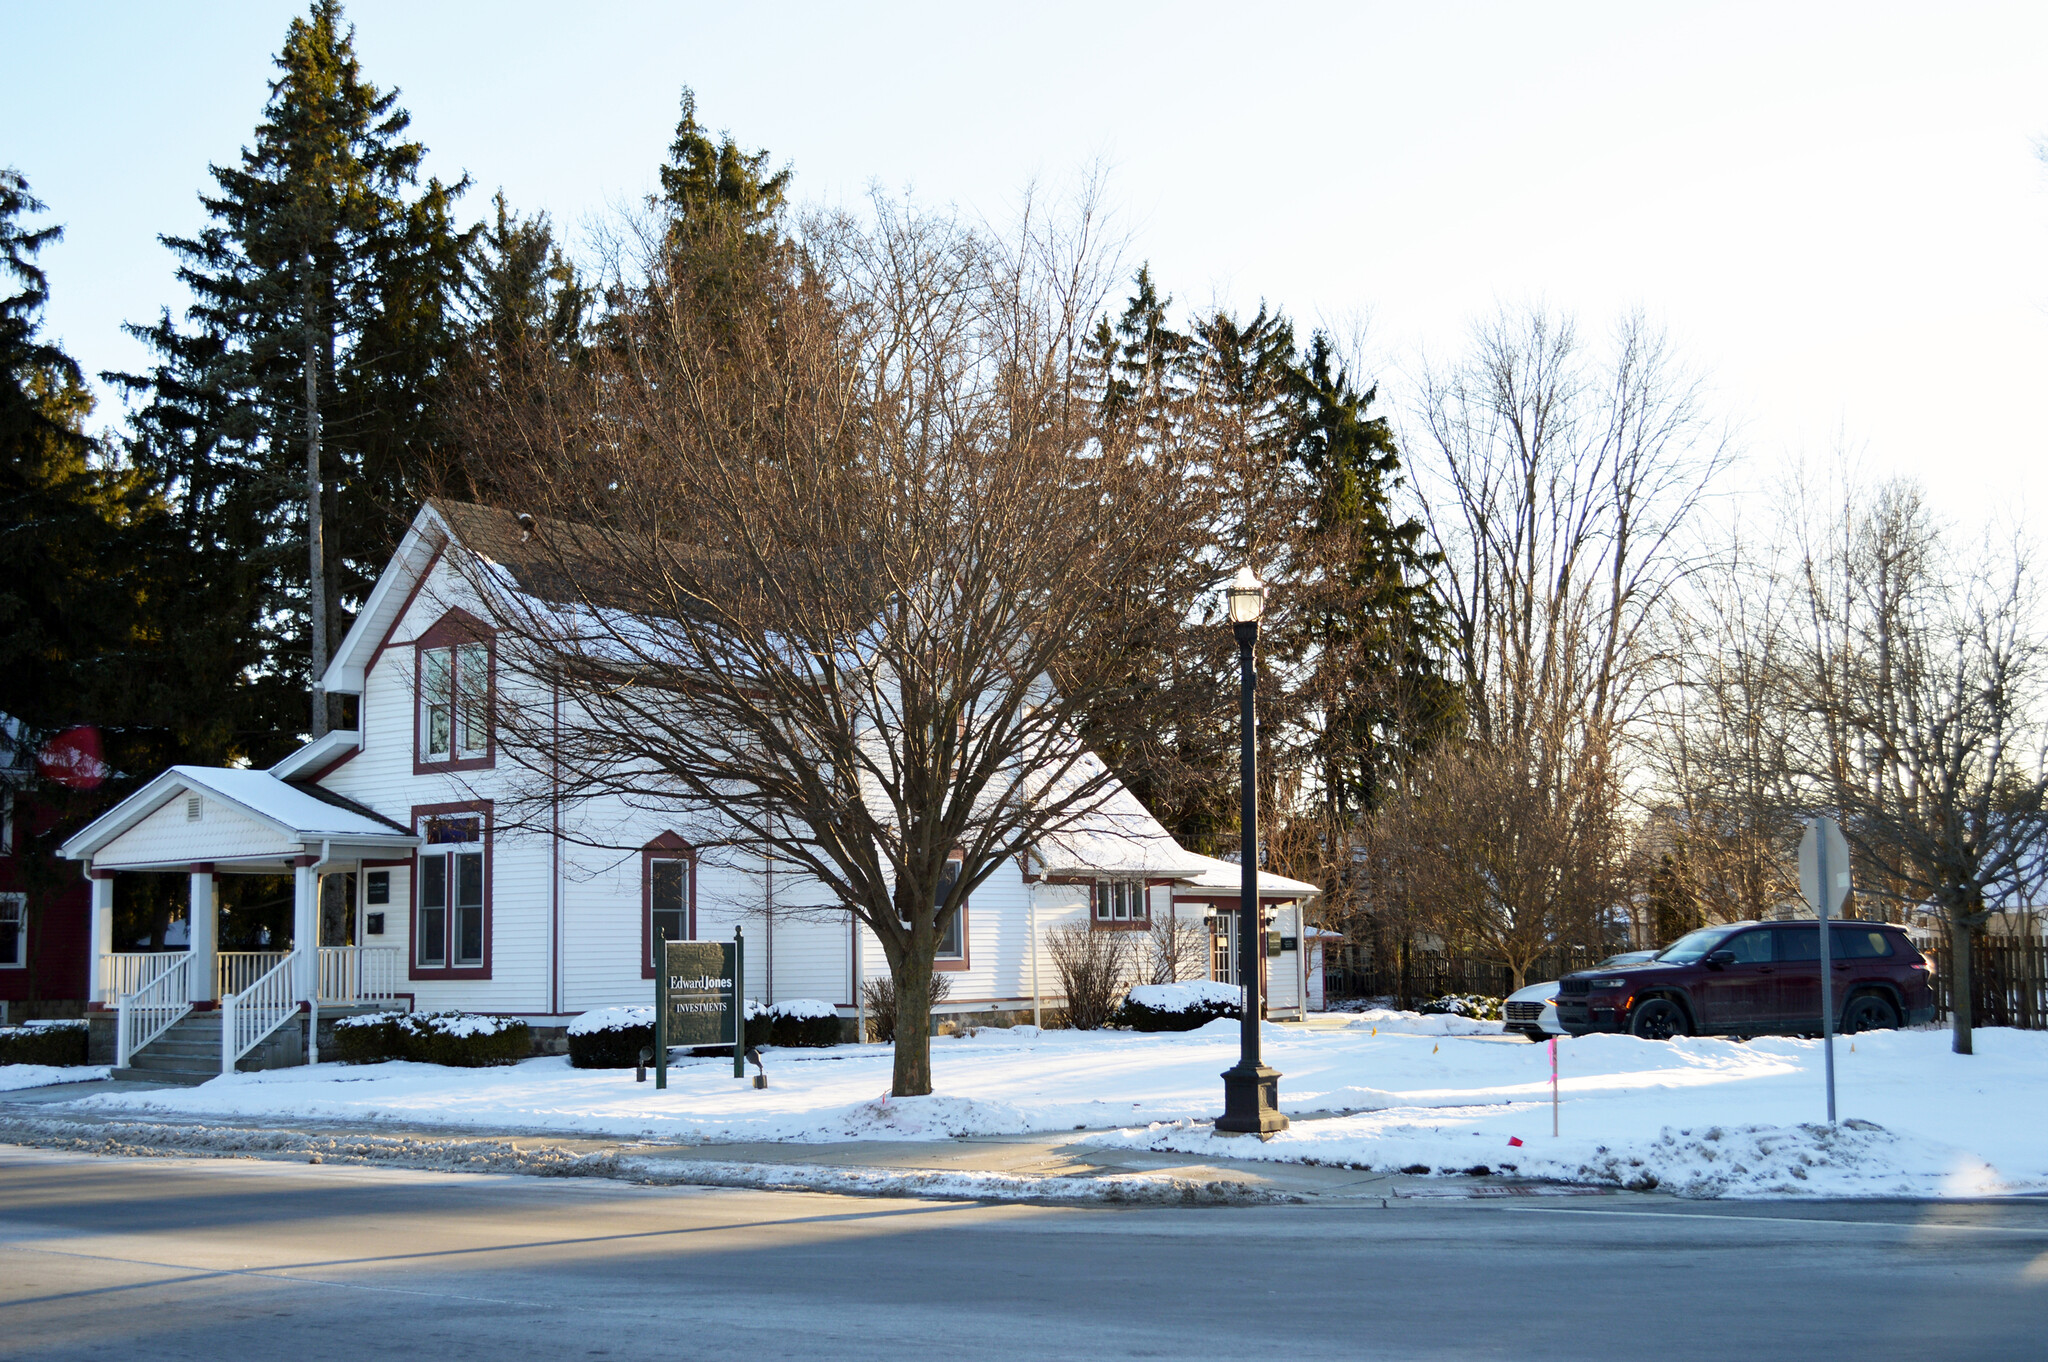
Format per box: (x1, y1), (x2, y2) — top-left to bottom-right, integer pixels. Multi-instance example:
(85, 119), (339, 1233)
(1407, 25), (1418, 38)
(0, 1065), (110, 1092)
(31, 1015), (2048, 1199)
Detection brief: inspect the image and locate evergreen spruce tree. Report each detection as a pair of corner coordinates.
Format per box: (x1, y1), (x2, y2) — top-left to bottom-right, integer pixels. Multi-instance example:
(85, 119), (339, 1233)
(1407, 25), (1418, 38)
(657, 86), (792, 239)
(119, 0), (471, 751)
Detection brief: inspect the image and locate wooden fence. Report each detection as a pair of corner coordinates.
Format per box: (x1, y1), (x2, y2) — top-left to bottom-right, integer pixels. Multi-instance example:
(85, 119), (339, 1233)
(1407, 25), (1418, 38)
(1321, 942), (1605, 1008)
(1929, 940), (2047, 1031)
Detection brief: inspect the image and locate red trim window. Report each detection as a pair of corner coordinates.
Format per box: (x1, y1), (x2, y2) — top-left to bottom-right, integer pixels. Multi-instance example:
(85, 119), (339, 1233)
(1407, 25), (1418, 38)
(414, 609), (495, 774)
(641, 833), (698, 979)
(1093, 878), (1149, 930)
(0, 893), (24, 968)
(412, 801), (491, 979)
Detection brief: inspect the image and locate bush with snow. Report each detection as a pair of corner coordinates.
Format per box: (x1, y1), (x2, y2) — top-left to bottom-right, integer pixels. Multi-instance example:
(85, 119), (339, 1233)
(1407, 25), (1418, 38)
(567, 999), (843, 1068)
(334, 1011), (530, 1067)
(1418, 994), (1503, 1021)
(0, 1018), (89, 1066)
(1118, 980), (1243, 1032)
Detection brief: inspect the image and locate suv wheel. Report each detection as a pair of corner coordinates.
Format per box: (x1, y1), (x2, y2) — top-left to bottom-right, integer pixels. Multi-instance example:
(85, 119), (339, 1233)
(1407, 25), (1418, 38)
(1842, 993), (1899, 1034)
(1628, 998), (1689, 1040)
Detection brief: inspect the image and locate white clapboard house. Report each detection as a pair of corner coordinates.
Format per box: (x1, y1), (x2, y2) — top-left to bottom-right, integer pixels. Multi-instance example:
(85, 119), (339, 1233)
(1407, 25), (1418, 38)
(61, 502), (1318, 1080)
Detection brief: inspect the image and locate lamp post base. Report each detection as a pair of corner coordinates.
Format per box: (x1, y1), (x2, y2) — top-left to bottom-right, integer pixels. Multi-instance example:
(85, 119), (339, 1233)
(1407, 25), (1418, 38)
(1215, 1061), (1289, 1135)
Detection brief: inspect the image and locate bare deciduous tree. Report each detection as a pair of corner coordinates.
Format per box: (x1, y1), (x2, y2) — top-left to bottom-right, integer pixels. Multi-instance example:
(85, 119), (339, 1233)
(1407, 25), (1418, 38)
(1779, 476), (2048, 1055)
(449, 191), (1213, 1095)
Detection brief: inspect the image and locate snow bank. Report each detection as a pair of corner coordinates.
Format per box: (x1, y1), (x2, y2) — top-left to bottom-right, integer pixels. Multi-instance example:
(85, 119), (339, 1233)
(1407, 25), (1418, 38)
(0, 1064), (109, 1092)
(1345, 1008), (1500, 1037)
(51, 1021), (2048, 1199)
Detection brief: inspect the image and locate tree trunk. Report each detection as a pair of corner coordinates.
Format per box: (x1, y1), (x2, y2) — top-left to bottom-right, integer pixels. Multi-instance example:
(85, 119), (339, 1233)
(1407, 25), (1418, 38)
(890, 946), (935, 1096)
(1949, 915), (1974, 1056)
(304, 258), (329, 739)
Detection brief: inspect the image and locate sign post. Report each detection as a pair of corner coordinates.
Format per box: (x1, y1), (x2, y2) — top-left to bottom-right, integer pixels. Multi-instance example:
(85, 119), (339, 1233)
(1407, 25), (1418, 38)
(1798, 816), (1852, 1125)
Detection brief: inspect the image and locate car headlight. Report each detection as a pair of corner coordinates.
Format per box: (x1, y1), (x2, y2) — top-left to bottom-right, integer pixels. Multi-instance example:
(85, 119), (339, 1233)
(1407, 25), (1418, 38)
(1591, 978), (1627, 988)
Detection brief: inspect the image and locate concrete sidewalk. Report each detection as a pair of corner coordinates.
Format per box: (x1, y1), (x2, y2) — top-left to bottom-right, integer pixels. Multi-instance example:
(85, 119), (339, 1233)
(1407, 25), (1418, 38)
(0, 1074), (1614, 1205)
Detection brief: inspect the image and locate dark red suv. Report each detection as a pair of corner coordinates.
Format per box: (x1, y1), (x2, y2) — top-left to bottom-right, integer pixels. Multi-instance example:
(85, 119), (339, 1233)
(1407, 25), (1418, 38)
(1554, 920), (1936, 1040)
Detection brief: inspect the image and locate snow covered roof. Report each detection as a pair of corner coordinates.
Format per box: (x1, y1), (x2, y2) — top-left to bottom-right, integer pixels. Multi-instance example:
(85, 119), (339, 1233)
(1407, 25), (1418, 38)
(1028, 753), (1215, 879)
(59, 765), (413, 867)
(1177, 853), (1321, 901)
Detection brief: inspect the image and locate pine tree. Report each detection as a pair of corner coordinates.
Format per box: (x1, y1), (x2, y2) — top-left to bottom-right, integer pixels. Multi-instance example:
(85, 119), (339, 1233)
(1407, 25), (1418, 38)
(657, 87), (792, 239)
(119, 0), (471, 751)
(0, 169), (152, 739)
(1282, 331), (1457, 817)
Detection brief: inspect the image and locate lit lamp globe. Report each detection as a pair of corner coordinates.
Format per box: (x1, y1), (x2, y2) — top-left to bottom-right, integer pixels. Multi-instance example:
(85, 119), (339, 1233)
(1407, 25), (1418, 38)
(1226, 567), (1267, 625)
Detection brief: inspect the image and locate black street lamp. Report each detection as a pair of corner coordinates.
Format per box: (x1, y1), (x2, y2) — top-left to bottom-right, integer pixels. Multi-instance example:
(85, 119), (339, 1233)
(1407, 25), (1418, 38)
(1216, 567), (1288, 1136)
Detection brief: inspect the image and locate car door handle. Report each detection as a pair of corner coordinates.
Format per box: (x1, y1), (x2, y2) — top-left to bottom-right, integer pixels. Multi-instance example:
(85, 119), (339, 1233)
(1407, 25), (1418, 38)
(1758, 966), (1775, 974)
(1833, 963), (1850, 970)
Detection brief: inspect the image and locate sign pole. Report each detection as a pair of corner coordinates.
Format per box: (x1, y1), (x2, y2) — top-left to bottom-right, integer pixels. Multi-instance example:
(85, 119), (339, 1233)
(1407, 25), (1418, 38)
(655, 938), (668, 1091)
(733, 924), (746, 1080)
(1816, 828), (1837, 1125)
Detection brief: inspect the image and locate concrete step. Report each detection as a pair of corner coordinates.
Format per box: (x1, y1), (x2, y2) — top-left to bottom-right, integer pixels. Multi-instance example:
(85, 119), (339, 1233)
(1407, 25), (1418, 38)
(110, 1065), (215, 1087)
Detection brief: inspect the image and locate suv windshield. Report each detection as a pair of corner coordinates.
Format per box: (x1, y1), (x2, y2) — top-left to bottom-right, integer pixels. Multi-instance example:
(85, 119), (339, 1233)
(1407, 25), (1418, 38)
(1657, 927), (1735, 964)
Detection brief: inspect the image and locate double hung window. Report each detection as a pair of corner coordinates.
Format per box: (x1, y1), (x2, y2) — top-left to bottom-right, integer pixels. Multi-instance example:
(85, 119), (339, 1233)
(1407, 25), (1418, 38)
(649, 857), (690, 968)
(421, 641), (490, 762)
(0, 893), (23, 968)
(1094, 878), (1148, 925)
(418, 815), (485, 969)
(903, 856), (966, 965)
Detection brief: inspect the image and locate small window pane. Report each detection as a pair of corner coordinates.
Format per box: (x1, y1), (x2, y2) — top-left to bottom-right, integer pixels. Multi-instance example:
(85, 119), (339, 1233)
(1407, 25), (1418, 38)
(423, 647), (452, 703)
(428, 704), (452, 757)
(365, 871), (390, 906)
(456, 902), (484, 966)
(418, 906), (446, 967)
(650, 859), (686, 967)
(937, 905), (963, 959)
(421, 855), (447, 909)
(0, 896), (23, 967)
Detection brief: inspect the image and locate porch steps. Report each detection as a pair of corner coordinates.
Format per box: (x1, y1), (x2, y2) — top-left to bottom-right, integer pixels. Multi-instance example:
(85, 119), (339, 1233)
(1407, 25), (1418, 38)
(113, 1010), (225, 1085)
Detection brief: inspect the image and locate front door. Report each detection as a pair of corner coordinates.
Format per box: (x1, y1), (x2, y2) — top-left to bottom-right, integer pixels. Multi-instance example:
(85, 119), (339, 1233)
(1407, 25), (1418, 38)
(1695, 926), (1775, 1030)
(1211, 911), (1238, 985)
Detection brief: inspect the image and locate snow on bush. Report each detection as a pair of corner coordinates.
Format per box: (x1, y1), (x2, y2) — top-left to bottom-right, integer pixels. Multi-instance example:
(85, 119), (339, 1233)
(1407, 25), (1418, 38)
(567, 1006), (654, 1037)
(334, 1011), (530, 1067)
(1418, 994), (1503, 1021)
(1343, 1008), (1499, 1036)
(0, 1018), (90, 1066)
(1119, 981), (1244, 1032)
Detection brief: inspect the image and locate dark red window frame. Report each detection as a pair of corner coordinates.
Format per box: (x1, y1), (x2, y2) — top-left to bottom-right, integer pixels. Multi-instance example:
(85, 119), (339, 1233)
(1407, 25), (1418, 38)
(410, 799), (492, 981)
(413, 607), (497, 776)
(640, 832), (699, 979)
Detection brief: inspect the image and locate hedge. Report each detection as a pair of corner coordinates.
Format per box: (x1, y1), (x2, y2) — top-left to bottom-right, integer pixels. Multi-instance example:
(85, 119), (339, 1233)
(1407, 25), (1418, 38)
(1115, 981), (1242, 1032)
(1419, 993), (1504, 1021)
(334, 1012), (530, 1067)
(567, 1000), (841, 1068)
(0, 1019), (89, 1067)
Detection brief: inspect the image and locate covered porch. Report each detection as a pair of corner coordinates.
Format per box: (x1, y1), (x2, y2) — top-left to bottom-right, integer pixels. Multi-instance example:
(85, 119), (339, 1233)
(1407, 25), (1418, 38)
(59, 765), (418, 1076)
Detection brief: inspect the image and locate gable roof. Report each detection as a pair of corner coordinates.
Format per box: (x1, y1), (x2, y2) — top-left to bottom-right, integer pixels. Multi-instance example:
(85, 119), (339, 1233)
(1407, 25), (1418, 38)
(59, 765), (413, 865)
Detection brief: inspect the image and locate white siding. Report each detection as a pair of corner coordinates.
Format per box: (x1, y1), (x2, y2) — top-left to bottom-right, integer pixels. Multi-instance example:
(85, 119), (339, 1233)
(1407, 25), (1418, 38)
(97, 791), (299, 870)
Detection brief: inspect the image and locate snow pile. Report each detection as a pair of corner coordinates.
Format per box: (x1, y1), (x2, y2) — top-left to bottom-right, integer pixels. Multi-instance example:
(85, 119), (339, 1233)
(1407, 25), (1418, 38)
(1127, 981), (1242, 1013)
(1344, 1008), (1500, 1036)
(0, 1064), (109, 1092)
(816, 1094), (1038, 1140)
(568, 1006), (653, 1036)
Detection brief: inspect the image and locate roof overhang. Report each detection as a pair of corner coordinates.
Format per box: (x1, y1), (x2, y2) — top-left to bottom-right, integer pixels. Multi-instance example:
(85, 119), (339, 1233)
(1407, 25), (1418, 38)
(59, 766), (418, 872)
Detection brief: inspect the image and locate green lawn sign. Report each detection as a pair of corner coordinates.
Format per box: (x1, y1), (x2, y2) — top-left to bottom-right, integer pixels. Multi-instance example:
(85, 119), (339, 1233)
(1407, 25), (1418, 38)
(655, 926), (746, 1088)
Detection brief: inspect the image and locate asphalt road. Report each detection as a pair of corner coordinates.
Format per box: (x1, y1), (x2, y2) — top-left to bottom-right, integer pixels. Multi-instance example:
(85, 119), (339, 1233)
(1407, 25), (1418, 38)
(3, 1147), (2045, 1362)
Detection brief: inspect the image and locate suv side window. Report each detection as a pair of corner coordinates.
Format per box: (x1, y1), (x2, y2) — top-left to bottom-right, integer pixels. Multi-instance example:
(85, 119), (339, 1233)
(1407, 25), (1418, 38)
(1832, 926), (1895, 959)
(1724, 929), (1774, 964)
(1775, 925), (1820, 961)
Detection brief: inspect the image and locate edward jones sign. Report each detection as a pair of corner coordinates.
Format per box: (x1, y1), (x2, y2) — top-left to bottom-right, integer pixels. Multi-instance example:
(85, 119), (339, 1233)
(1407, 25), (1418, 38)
(662, 940), (738, 1046)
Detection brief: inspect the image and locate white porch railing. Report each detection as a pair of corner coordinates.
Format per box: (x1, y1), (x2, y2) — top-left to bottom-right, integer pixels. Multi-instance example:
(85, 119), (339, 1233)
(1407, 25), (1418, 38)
(221, 950), (300, 1077)
(101, 951), (187, 1002)
(318, 946), (402, 1005)
(217, 951), (290, 999)
(116, 953), (195, 1068)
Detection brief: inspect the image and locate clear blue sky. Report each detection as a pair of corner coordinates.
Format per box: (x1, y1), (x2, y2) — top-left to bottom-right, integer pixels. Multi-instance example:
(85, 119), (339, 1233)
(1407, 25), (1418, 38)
(6, 1), (2045, 525)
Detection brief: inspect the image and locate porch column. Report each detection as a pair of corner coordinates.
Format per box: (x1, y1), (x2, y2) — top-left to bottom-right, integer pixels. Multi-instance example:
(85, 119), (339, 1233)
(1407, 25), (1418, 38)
(87, 870), (114, 1005)
(292, 856), (319, 1002)
(188, 865), (218, 1003)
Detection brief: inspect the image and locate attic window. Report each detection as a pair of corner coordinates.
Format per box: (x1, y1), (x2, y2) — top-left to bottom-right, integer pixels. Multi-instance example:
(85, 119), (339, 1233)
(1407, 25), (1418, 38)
(185, 795), (202, 823)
